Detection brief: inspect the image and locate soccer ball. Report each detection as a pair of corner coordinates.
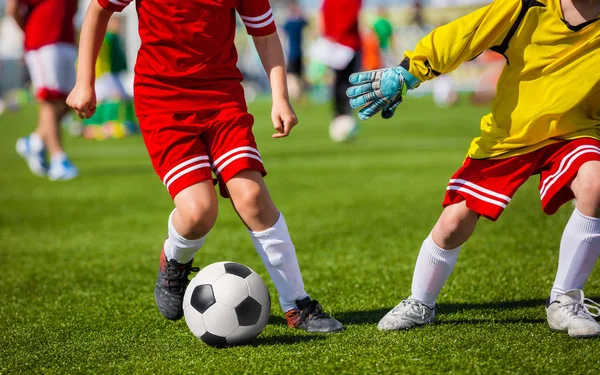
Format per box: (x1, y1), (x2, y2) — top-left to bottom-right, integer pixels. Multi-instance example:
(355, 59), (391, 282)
(329, 114), (359, 142)
(183, 261), (270, 347)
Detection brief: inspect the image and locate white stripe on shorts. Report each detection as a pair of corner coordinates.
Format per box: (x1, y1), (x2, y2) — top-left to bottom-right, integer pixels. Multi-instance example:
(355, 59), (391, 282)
(165, 163), (212, 189)
(446, 186), (508, 209)
(214, 153), (263, 175)
(540, 146), (600, 200)
(449, 178), (511, 203)
(163, 156), (210, 185)
(212, 147), (261, 168)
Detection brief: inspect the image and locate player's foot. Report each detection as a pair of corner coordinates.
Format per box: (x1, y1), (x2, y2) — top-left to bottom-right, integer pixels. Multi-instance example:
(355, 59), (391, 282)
(16, 134), (48, 177)
(154, 244), (199, 321)
(377, 298), (436, 331)
(329, 115), (359, 143)
(546, 289), (600, 338)
(285, 297), (344, 333)
(48, 155), (79, 181)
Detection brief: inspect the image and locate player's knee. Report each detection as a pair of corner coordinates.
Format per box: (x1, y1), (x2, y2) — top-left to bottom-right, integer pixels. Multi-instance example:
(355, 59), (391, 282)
(435, 203), (477, 248)
(233, 182), (263, 220)
(179, 200), (218, 235)
(573, 163), (600, 207)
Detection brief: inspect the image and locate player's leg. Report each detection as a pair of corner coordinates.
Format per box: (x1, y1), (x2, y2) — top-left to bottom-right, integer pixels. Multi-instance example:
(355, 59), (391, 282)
(17, 43), (78, 180)
(541, 142), (600, 337)
(142, 112), (216, 321)
(42, 99), (79, 180)
(225, 170), (343, 333)
(379, 157), (529, 330)
(329, 55), (359, 142)
(209, 108), (343, 332)
(378, 201), (478, 330)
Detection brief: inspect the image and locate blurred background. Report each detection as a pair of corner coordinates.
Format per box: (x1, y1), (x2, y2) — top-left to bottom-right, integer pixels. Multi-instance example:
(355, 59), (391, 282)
(0, 0), (500, 127)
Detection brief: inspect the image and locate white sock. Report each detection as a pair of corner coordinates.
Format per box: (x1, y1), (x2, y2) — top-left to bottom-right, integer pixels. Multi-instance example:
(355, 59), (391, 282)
(164, 209), (205, 264)
(249, 213), (309, 312)
(29, 133), (45, 152)
(550, 208), (600, 302)
(51, 151), (67, 163)
(409, 233), (461, 308)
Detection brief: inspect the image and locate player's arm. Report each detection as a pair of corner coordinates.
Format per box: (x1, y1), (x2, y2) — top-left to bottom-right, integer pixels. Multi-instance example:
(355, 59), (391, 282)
(6, 0), (26, 31)
(238, 0), (297, 138)
(66, 0), (113, 119)
(253, 32), (298, 138)
(347, 0), (522, 120)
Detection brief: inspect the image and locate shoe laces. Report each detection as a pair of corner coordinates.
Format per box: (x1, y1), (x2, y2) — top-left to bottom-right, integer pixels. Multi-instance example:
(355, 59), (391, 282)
(164, 259), (199, 292)
(560, 297), (600, 319)
(299, 300), (328, 323)
(394, 299), (430, 319)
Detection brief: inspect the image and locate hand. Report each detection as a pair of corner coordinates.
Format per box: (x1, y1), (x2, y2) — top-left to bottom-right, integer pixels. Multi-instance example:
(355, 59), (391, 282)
(271, 99), (298, 138)
(66, 83), (97, 119)
(346, 67), (409, 120)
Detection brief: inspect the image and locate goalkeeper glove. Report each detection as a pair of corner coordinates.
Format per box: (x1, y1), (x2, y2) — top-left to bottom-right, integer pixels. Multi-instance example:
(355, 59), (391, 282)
(346, 66), (419, 120)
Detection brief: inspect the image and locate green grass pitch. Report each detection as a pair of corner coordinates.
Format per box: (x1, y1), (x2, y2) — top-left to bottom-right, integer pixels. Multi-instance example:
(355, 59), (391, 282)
(1, 97), (599, 374)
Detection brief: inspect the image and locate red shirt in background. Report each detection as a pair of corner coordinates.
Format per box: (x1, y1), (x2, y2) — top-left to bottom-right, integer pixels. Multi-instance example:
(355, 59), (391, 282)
(321, 0), (362, 51)
(21, 0), (77, 51)
(98, 0), (276, 116)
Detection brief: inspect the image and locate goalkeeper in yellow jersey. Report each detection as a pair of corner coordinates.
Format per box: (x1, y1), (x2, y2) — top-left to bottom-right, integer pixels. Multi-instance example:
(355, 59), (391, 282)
(347, 0), (600, 338)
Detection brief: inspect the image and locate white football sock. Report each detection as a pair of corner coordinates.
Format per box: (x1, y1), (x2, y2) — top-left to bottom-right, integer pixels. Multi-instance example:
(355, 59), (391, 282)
(249, 213), (309, 312)
(51, 151), (67, 163)
(550, 208), (600, 302)
(29, 133), (45, 152)
(409, 233), (461, 308)
(164, 209), (205, 264)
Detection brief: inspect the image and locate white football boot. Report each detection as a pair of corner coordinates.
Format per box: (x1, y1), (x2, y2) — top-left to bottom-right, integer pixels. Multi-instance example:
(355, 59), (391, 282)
(378, 298), (435, 331)
(16, 133), (48, 177)
(546, 289), (600, 338)
(48, 155), (79, 181)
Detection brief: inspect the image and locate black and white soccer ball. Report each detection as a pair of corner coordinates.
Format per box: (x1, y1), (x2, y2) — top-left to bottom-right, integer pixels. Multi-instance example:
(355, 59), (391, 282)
(183, 261), (270, 347)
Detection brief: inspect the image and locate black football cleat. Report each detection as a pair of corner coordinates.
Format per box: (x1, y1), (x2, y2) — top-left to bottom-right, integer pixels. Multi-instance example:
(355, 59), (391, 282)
(285, 297), (344, 333)
(154, 245), (199, 321)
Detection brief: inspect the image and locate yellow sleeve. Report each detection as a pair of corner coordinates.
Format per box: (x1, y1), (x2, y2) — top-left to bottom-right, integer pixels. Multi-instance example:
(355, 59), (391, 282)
(404, 0), (523, 82)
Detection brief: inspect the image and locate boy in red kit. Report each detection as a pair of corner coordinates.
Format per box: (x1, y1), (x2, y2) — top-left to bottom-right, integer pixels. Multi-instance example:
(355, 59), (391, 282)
(7, 0), (79, 180)
(67, 0), (343, 333)
(320, 0), (362, 141)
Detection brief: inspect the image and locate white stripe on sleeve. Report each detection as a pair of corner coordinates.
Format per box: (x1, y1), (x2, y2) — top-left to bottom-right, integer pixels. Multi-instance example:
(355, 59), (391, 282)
(243, 14), (275, 29)
(239, 9), (272, 22)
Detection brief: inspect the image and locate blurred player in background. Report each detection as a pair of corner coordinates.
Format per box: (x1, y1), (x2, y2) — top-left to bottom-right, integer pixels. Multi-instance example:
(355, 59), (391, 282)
(7, 0), (78, 180)
(283, 2), (308, 102)
(372, 5), (395, 67)
(69, 0), (344, 333)
(82, 16), (137, 140)
(348, 0), (600, 338)
(319, 0), (362, 142)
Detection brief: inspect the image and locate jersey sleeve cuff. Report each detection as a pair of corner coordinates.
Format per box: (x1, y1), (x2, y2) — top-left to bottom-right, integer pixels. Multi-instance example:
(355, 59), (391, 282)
(97, 0), (127, 12)
(240, 10), (277, 36)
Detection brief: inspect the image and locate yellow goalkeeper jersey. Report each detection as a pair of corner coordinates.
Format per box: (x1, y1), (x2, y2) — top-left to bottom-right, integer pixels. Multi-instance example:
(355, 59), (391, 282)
(404, 0), (600, 159)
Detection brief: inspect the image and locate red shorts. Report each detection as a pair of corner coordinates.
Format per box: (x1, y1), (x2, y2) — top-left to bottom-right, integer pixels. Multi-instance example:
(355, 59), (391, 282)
(443, 138), (600, 221)
(140, 107), (266, 199)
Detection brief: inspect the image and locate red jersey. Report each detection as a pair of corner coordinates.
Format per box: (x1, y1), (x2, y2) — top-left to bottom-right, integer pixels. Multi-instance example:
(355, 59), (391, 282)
(98, 0), (277, 116)
(321, 0), (362, 51)
(21, 0), (76, 51)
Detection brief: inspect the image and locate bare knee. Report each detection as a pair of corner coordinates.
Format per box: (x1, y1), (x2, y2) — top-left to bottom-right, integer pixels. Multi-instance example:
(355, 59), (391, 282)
(432, 201), (479, 249)
(227, 170), (279, 231)
(176, 199), (218, 238)
(572, 161), (600, 217)
(173, 182), (219, 238)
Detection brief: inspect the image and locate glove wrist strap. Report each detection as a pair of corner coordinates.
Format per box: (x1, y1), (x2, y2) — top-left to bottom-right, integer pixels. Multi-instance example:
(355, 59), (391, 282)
(397, 66), (420, 90)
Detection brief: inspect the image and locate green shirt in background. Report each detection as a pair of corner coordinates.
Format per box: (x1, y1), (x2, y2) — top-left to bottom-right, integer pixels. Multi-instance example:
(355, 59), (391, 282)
(372, 17), (393, 50)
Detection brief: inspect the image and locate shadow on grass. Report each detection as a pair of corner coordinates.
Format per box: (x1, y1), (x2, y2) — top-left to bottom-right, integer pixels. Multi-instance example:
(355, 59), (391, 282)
(336, 298), (598, 326)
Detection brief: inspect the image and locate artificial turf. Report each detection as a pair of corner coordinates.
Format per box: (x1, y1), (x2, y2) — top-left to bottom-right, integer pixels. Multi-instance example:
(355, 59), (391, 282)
(1, 97), (599, 374)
